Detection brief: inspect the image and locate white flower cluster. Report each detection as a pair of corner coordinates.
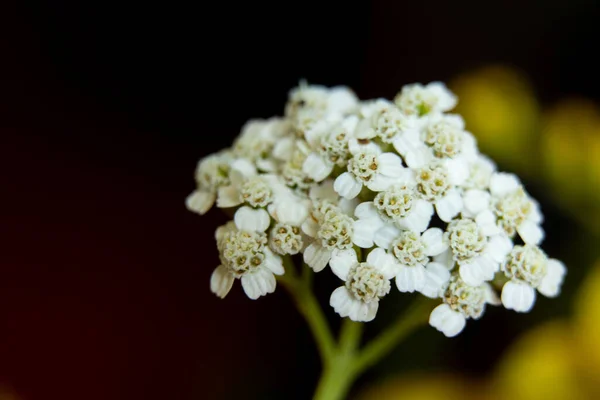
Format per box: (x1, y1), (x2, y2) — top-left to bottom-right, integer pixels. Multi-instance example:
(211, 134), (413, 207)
(186, 81), (566, 337)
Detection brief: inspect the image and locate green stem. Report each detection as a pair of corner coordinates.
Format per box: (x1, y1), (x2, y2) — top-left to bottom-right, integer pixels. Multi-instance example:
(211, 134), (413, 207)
(278, 259), (336, 362)
(352, 298), (432, 375)
(313, 319), (362, 400)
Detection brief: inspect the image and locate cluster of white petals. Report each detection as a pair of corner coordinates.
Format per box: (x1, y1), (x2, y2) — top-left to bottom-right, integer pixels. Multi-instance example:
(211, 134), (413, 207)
(187, 81), (566, 337)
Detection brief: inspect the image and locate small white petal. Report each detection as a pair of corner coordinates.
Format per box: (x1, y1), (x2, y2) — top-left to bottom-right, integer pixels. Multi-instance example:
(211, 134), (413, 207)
(329, 249), (358, 280)
(330, 287), (374, 322)
(303, 242), (333, 272)
(463, 189), (490, 217)
(429, 304), (466, 337)
(339, 198), (359, 216)
(486, 234), (513, 263)
(216, 185), (242, 208)
(435, 189), (463, 222)
(490, 172), (520, 197)
(234, 206), (271, 232)
(185, 190), (216, 215)
(421, 228), (448, 256)
(399, 200), (434, 233)
(241, 268), (276, 300)
(352, 219), (381, 248)
(210, 265), (235, 299)
(373, 224), (401, 249)
(273, 137), (295, 160)
(420, 262), (451, 298)
(263, 248), (284, 275)
(354, 201), (380, 220)
(334, 172), (363, 199)
(303, 153), (334, 182)
(271, 197), (309, 226)
(460, 255), (498, 286)
(405, 147), (433, 168)
(433, 249), (454, 269)
(348, 138), (381, 155)
(355, 118), (376, 139)
(301, 218), (319, 238)
(377, 153), (405, 177)
(396, 264), (427, 292)
(230, 158), (257, 183)
(256, 158), (277, 172)
(445, 157), (469, 186)
(367, 248), (399, 279)
(538, 259), (567, 298)
(309, 180), (337, 202)
(476, 210), (501, 236)
(501, 281), (536, 312)
(517, 220), (545, 245)
(367, 174), (397, 192)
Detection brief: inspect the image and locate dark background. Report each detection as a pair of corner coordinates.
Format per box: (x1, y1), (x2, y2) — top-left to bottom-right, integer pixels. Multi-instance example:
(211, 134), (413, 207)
(1, 1), (599, 399)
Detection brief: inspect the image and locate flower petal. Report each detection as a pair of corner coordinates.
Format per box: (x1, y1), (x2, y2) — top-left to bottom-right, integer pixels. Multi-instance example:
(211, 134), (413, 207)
(234, 206), (271, 232)
(241, 268), (276, 300)
(420, 262), (451, 298)
(367, 248), (398, 279)
(185, 190), (216, 215)
(352, 219), (381, 248)
(486, 234), (513, 263)
(460, 255), (498, 286)
(435, 189), (463, 222)
(263, 248), (284, 275)
(330, 287), (362, 319)
(210, 265), (235, 299)
(354, 201), (380, 220)
(373, 224), (401, 250)
(334, 172), (363, 199)
(396, 264), (427, 292)
(517, 220), (545, 246)
(429, 304), (466, 337)
(329, 249), (358, 280)
(303, 242), (333, 272)
(399, 200), (433, 233)
(216, 185), (242, 208)
(433, 249), (454, 269)
(462, 189), (490, 217)
(490, 172), (520, 197)
(445, 157), (469, 186)
(501, 280), (536, 312)
(303, 153), (334, 182)
(377, 153), (405, 177)
(476, 210), (501, 236)
(538, 259), (567, 298)
(421, 227), (448, 256)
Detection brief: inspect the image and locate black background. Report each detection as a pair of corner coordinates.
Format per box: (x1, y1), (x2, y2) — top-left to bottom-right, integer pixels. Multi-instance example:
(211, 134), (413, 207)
(1, 1), (598, 399)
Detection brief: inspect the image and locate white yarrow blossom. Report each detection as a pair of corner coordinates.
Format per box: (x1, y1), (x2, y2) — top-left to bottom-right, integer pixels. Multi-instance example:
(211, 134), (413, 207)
(429, 273), (500, 337)
(329, 248), (398, 322)
(187, 81), (566, 338)
(211, 222), (284, 300)
(500, 245), (566, 312)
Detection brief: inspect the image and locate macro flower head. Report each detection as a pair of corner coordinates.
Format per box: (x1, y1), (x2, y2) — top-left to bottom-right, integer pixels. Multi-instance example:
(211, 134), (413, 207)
(187, 80), (566, 337)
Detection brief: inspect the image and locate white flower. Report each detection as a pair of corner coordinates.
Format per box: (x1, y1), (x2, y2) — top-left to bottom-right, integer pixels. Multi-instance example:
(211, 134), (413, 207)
(355, 101), (419, 144)
(393, 82), (457, 117)
(429, 273), (499, 337)
(438, 216), (513, 286)
(382, 229), (450, 294)
(285, 82), (358, 120)
(489, 173), (544, 245)
(414, 162), (464, 222)
(302, 202), (355, 272)
(308, 180), (359, 216)
(462, 155), (496, 190)
(267, 190), (310, 256)
(500, 245), (566, 312)
(334, 146), (410, 199)
(302, 116), (359, 182)
(186, 151), (234, 215)
(211, 221), (284, 300)
(233, 118), (290, 171)
(281, 140), (316, 190)
(351, 184), (434, 249)
(329, 248), (398, 322)
(216, 159), (273, 208)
